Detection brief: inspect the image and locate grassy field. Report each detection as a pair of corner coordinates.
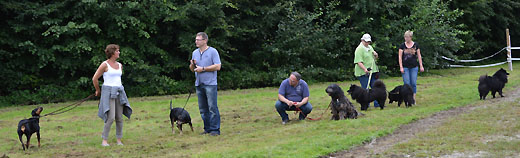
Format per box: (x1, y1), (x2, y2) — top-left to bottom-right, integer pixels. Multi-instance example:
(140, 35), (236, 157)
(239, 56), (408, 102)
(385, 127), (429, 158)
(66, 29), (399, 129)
(1, 64), (520, 157)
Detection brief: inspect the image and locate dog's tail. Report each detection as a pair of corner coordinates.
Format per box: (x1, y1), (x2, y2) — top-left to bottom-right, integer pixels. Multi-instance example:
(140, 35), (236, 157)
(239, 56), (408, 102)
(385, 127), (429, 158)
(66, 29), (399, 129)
(373, 80), (386, 89)
(170, 99), (173, 110)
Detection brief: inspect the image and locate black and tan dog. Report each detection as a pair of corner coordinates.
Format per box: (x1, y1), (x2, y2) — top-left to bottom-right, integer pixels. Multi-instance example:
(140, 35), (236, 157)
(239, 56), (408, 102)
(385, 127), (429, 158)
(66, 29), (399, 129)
(169, 100), (193, 134)
(325, 84), (359, 120)
(17, 107), (43, 150)
(347, 80), (387, 111)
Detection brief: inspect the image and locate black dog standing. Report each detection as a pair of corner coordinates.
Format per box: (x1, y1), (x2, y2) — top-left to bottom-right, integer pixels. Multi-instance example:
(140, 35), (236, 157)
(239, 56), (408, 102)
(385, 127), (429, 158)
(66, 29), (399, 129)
(17, 107), (43, 150)
(347, 80), (387, 111)
(388, 84), (414, 107)
(325, 84), (359, 120)
(169, 100), (194, 134)
(478, 68), (509, 100)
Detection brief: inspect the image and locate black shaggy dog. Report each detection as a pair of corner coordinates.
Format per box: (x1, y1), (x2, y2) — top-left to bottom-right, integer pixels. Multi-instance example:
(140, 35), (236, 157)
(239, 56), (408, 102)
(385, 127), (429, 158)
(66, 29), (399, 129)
(169, 100), (194, 134)
(17, 107), (43, 150)
(478, 68), (509, 100)
(325, 84), (359, 120)
(347, 80), (387, 111)
(388, 84), (414, 107)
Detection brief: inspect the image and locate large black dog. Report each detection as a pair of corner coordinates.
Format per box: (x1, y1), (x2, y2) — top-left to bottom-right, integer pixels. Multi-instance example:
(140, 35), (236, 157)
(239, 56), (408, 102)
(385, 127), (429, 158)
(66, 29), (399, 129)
(17, 107), (43, 150)
(388, 84), (414, 107)
(347, 80), (387, 110)
(325, 84), (359, 120)
(478, 68), (509, 100)
(169, 100), (193, 134)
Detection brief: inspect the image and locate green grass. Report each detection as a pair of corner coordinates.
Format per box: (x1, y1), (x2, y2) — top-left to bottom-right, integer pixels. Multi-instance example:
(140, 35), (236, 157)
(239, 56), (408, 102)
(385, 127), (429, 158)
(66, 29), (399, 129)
(379, 91), (520, 157)
(1, 64), (520, 157)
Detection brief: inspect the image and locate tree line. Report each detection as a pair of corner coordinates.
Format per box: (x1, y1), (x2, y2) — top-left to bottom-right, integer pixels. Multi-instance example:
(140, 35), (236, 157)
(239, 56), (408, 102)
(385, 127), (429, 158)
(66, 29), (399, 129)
(1, 0), (519, 106)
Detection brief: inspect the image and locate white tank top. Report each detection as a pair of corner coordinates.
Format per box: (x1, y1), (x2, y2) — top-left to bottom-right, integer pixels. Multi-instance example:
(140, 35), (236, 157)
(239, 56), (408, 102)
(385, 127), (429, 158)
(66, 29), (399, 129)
(102, 61), (122, 86)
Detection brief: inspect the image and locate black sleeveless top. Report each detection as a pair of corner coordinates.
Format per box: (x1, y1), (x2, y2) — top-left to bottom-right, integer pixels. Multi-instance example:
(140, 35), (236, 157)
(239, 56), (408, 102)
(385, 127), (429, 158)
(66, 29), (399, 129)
(399, 42), (419, 68)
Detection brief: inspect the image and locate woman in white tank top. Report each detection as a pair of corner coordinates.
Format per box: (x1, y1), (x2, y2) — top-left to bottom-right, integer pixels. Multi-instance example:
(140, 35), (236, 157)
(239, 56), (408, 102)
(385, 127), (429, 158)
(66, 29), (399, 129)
(92, 44), (131, 147)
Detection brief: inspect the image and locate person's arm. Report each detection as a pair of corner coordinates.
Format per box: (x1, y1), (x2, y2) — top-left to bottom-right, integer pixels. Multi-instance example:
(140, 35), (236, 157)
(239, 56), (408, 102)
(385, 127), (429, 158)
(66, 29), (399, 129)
(357, 62), (369, 74)
(92, 62), (108, 96)
(295, 97), (309, 108)
(398, 49), (404, 74)
(278, 94), (294, 106)
(195, 64), (221, 72)
(417, 49), (424, 72)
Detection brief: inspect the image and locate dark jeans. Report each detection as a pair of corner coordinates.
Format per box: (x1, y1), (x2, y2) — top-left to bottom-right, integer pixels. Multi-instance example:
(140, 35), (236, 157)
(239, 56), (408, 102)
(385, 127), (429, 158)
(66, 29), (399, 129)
(196, 85), (220, 134)
(358, 74), (380, 107)
(275, 100), (313, 121)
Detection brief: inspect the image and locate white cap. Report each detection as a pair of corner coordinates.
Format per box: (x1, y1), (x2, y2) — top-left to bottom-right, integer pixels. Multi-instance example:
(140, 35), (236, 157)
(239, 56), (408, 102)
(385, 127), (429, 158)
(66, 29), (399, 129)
(361, 33), (372, 42)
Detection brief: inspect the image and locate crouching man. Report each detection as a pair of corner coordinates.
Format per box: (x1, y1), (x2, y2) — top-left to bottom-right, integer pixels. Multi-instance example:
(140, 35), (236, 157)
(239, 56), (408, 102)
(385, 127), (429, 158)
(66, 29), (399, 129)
(275, 72), (313, 124)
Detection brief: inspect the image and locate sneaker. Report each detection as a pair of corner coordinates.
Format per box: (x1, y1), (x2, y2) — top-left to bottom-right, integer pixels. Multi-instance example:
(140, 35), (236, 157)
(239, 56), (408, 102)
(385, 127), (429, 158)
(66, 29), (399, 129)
(200, 131), (209, 135)
(282, 120), (289, 125)
(101, 143), (110, 147)
(209, 133), (220, 136)
(117, 142), (124, 146)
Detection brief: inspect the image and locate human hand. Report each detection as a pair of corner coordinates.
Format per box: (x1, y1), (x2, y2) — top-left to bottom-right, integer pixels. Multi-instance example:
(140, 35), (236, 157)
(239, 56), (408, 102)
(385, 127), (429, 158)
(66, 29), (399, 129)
(95, 90), (100, 97)
(294, 102), (302, 108)
(400, 67), (404, 74)
(194, 65), (203, 73)
(287, 101), (294, 107)
(420, 67), (425, 72)
(373, 51), (378, 58)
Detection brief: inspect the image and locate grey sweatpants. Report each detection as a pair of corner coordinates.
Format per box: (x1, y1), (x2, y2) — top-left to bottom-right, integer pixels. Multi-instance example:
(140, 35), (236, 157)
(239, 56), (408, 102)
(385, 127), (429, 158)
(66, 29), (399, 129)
(102, 98), (124, 140)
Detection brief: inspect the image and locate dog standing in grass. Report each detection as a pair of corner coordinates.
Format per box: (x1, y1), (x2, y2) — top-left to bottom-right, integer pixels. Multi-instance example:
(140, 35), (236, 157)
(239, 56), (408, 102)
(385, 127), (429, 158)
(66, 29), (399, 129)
(326, 84), (359, 120)
(17, 107), (43, 150)
(169, 100), (194, 134)
(478, 68), (509, 100)
(347, 80), (387, 111)
(388, 84), (414, 107)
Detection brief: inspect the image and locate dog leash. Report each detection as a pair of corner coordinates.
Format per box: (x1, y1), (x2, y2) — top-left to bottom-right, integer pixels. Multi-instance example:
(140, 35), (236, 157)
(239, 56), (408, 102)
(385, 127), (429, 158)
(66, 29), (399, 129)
(294, 103), (330, 121)
(37, 94), (95, 118)
(182, 89), (193, 110)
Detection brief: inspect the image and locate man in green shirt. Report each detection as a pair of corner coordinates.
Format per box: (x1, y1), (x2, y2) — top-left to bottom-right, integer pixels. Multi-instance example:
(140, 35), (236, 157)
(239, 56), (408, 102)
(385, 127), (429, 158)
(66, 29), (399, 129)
(353, 33), (380, 107)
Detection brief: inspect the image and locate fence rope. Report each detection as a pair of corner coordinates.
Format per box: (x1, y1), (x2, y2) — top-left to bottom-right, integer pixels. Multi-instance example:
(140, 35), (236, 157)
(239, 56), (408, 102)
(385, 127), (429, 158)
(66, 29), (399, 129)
(441, 47), (506, 63)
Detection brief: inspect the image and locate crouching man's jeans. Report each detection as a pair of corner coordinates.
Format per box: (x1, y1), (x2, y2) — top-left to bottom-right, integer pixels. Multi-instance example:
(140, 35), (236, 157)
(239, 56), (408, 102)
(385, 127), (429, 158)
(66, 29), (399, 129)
(275, 100), (312, 121)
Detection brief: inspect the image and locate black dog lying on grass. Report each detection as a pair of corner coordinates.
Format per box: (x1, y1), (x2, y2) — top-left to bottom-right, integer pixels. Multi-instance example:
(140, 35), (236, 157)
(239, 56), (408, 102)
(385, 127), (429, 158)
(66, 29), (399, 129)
(17, 107), (43, 150)
(388, 84), (414, 107)
(170, 100), (193, 134)
(347, 80), (387, 111)
(478, 68), (509, 100)
(325, 84), (359, 120)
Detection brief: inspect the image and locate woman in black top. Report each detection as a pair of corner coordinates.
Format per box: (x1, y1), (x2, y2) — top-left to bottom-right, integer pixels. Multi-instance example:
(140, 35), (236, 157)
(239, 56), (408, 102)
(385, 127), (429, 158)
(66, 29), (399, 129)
(398, 30), (424, 103)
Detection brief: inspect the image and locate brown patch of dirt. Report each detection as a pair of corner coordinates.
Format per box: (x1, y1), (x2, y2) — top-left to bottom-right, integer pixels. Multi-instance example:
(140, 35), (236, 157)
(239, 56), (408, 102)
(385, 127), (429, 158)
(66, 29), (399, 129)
(324, 87), (520, 158)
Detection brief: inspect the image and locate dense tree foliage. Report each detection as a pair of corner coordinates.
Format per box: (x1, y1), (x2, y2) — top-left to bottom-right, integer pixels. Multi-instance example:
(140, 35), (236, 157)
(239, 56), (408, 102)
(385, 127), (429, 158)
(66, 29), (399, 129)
(1, 0), (519, 106)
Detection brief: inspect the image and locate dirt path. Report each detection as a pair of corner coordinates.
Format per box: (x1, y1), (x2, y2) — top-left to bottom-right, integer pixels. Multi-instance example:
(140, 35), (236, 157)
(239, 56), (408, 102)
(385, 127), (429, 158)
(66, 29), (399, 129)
(324, 87), (520, 158)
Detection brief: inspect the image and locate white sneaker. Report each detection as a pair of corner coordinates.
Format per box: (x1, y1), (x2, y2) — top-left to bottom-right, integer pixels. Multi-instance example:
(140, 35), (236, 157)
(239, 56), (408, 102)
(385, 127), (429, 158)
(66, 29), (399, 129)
(101, 143), (110, 147)
(117, 142), (124, 146)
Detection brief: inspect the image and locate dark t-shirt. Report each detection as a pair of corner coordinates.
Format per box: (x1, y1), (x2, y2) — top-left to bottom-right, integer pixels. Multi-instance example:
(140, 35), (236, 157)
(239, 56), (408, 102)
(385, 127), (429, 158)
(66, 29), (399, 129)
(399, 42), (420, 68)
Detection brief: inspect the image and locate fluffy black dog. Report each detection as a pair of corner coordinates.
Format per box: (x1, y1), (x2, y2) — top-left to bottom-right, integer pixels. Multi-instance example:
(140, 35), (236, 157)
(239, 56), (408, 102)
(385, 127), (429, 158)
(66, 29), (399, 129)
(325, 84), (359, 120)
(347, 80), (387, 110)
(388, 84), (414, 107)
(17, 107), (43, 150)
(478, 68), (509, 100)
(169, 100), (193, 134)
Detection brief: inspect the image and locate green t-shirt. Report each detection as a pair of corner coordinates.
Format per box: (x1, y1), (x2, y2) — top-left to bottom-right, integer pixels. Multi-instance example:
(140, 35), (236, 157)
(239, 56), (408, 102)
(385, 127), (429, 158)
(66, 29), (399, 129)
(353, 42), (379, 77)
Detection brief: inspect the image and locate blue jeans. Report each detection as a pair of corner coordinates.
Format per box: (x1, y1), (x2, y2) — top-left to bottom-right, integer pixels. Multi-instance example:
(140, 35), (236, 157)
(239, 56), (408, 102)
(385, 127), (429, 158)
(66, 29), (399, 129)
(196, 85), (220, 134)
(275, 100), (313, 121)
(358, 74), (380, 107)
(402, 67), (418, 93)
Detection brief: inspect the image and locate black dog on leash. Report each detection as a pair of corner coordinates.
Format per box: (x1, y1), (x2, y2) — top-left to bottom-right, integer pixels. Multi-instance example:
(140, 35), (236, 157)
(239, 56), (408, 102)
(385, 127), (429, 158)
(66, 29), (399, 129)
(325, 84), (359, 120)
(170, 100), (193, 134)
(388, 84), (414, 107)
(17, 107), (43, 150)
(347, 80), (387, 111)
(478, 68), (509, 100)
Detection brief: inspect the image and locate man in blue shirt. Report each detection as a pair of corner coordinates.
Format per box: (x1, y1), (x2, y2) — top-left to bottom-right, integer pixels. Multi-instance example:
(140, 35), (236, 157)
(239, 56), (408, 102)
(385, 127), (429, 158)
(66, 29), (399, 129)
(189, 32), (221, 136)
(275, 72), (313, 124)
